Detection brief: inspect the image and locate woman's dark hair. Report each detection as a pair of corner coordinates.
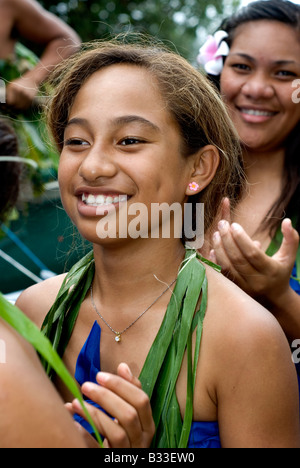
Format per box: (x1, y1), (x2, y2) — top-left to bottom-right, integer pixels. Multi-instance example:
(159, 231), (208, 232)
(0, 119), (21, 222)
(213, 0), (300, 235)
(221, 0), (300, 46)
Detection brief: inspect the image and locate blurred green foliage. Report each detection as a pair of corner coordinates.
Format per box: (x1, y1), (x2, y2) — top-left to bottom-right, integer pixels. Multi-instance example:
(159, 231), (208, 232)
(40, 0), (241, 62)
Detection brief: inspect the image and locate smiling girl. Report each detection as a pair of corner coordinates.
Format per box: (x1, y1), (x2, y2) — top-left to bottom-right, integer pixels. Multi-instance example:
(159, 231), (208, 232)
(16, 39), (300, 448)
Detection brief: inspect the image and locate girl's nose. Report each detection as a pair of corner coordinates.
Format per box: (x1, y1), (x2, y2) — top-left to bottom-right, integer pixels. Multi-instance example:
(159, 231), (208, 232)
(78, 147), (118, 182)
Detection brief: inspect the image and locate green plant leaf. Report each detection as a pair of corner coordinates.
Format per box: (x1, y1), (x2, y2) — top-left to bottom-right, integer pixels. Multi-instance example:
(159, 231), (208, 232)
(139, 248), (209, 448)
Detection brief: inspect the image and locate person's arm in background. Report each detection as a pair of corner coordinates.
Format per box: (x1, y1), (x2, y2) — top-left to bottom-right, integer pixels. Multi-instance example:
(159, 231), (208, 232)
(6, 0), (81, 109)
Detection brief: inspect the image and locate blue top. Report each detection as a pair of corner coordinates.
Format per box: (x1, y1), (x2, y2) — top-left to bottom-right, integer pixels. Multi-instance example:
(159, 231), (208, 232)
(290, 265), (300, 394)
(290, 264), (300, 295)
(74, 321), (221, 449)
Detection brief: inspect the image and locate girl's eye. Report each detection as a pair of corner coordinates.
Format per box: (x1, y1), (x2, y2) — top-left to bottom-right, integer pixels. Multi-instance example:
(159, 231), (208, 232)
(119, 138), (144, 146)
(64, 138), (89, 147)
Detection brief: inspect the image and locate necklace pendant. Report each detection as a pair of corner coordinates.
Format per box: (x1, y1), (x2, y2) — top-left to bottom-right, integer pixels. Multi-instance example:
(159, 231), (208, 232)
(115, 333), (121, 343)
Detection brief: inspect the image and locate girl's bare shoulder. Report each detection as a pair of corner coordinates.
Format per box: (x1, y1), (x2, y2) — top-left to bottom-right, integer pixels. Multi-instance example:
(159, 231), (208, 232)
(15, 274), (67, 328)
(203, 264), (291, 362)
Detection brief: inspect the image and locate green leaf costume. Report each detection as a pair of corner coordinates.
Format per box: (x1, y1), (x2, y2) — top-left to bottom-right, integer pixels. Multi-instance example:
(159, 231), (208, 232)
(41, 247), (219, 448)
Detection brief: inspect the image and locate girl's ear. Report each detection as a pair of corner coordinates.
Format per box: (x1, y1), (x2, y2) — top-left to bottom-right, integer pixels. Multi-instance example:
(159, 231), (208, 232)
(185, 145), (220, 196)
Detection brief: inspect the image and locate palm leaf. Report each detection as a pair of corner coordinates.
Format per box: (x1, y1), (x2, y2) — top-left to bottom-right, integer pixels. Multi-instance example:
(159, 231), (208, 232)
(139, 249), (209, 448)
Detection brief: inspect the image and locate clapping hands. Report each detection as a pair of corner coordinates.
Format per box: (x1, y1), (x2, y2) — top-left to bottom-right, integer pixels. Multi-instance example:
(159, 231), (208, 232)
(208, 199), (299, 306)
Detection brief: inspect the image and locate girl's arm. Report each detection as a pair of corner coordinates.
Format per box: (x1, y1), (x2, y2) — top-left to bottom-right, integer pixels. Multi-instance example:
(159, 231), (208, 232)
(212, 287), (300, 448)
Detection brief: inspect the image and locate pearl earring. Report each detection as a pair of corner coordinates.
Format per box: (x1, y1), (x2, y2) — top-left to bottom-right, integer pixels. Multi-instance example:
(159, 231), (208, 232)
(189, 182), (199, 192)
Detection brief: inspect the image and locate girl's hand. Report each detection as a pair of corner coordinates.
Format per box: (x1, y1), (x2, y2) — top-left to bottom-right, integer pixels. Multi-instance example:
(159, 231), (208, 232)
(68, 363), (155, 448)
(209, 218), (299, 306)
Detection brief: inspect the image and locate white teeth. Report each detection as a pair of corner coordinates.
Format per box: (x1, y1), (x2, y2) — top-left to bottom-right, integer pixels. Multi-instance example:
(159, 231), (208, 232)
(96, 195), (105, 204)
(82, 193), (128, 206)
(241, 108), (274, 116)
(87, 194), (96, 204)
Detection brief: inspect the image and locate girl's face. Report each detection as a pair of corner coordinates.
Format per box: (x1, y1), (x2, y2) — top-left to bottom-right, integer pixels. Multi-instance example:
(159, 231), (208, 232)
(58, 64), (192, 244)
(220, 20), (300, 152)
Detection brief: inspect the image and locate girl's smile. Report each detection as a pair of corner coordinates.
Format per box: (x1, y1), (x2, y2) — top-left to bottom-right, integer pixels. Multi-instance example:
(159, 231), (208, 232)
(58, 64), (190, 243)
(75, 187), (130, 217)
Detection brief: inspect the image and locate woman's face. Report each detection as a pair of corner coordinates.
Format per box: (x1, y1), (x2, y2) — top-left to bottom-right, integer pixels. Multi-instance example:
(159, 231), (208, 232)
(220, 20), (300, 152)
(58, 64), (193, 245)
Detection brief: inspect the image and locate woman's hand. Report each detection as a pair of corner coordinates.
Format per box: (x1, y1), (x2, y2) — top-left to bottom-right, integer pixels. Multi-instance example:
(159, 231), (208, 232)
(68, 363), (155, 448)
(209, 217), (299, 306)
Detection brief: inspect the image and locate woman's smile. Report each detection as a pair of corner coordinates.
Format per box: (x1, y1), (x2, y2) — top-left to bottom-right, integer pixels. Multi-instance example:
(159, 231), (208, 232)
(236, 106), (278, 123)
(221, 20), (300, 151)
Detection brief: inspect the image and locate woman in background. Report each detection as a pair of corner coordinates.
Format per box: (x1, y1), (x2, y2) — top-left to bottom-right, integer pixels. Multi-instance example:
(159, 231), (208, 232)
(199, 0), (300, 344)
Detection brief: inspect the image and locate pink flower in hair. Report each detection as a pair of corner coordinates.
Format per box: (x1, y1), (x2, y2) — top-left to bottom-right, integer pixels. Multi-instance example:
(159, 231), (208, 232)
(197, 30), (229, 76)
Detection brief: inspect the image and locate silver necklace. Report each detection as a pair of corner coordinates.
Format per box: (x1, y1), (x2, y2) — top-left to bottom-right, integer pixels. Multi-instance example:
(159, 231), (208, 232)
(90, 279), (176, 343)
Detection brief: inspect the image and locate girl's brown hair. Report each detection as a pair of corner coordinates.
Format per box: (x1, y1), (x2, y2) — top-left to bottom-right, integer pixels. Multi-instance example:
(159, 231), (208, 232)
(46, 37), (244, 234)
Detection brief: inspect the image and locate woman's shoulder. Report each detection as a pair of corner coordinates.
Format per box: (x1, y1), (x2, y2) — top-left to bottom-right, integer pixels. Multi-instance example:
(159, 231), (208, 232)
(15, 273), (67, 328)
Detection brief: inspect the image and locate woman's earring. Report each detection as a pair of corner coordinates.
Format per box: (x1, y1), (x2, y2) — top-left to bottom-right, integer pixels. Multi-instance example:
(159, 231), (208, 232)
(189, 182), (200, 192)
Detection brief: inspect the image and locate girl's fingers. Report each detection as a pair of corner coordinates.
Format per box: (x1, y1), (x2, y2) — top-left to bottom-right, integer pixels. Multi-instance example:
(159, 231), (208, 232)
(71, 398), (131, 448)
(95, 372), (154, 435)
(69, 364), (154, 448)
(82, 375), (154, 445)
(75, 372), (154, 447)
(117, 363), (142, 389)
